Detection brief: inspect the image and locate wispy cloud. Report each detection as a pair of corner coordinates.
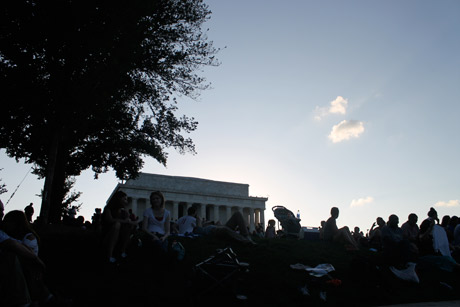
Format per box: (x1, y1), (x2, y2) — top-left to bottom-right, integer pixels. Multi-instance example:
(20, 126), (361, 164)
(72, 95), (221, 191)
(328, 120), (364, 143)
(350, 196), (374, 208)
(314, 96), (348, 120)
(434, 200), (460, 207)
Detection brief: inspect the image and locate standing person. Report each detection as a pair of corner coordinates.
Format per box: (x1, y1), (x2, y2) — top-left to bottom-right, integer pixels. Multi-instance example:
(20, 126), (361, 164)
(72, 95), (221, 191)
(323, 207), (359, 250)
(24, 203), (34, 224)
(142, 191), (171, 252)
(91, 208), (103, 231)
(265, 219), (276, 238)
(102, 190), (137, 264)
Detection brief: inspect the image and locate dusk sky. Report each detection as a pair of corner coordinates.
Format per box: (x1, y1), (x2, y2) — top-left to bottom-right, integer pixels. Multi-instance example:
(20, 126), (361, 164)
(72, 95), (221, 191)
(1, 0), (459, 233)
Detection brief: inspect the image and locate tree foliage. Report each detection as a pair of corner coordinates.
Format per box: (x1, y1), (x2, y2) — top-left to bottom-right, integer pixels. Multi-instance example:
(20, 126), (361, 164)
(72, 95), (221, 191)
(0, 0), (219, 222)
(0, 169), (7, 195)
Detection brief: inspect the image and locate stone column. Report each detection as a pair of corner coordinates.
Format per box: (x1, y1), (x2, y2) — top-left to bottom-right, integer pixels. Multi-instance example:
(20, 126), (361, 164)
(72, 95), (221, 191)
(249, 208), (255, 233)
(226, 206), (232, 223)
(259, 207), (265, 228)
(213, 205), (219, 223)
(172, 201), (179, 221)
(131, 198), (138, 217)
(200, 204), (206, 222)
(255, 209), (260, 225)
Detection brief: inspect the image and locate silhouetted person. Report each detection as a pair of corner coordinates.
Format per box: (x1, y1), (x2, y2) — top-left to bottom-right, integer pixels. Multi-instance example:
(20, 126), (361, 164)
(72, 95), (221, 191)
(24, 203), (34, 224)
(401, 213), (419, 244)
(323, 207), (358, 250)
(419, 207), (450, 257)
(102, 191), (137, 263)
(91, 208), (102, 231)
(176, 206), (201, 235)
(265, 219), (276, 238)
(369, 217), (386, 250)
(381, 214), (415, 267)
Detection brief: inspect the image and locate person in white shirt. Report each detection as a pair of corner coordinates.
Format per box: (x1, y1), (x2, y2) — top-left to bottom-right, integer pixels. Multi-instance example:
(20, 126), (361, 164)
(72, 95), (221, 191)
(0, 210), (52, 305)
(177, 207), (202, 234)
(1, 210), (40, 255)
(142, 191), (170, 252)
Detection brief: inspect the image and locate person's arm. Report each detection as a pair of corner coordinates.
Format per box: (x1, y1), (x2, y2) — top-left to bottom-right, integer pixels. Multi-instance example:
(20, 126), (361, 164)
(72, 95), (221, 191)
(162, 214), (171, 241)
(369, 222), (376, 236)
(195, 214), (202, 227)
(104, 207), (133, 225)
(0, 239), (45, 269)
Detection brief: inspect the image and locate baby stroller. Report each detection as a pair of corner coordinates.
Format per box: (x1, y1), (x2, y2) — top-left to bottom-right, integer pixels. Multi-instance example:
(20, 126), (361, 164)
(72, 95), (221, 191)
(272, 205), (301, 238)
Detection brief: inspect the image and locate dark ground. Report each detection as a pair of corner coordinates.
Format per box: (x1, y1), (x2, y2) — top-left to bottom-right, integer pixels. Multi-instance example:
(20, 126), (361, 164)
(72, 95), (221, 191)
(36, 225), (460, 307)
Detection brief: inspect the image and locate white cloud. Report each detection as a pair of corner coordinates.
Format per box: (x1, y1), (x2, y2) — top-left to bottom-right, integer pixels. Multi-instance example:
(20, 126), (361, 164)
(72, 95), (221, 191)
(329, 96), (348, 114)
(350, 196), (374, 208)
(314, 96), (348, 120)
(434, 200), (460, 208)
(328, 120), (365, 143)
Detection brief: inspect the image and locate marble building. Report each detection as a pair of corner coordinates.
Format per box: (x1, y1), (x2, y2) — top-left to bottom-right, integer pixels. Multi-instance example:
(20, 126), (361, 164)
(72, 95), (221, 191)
(108, 173), (268, 232)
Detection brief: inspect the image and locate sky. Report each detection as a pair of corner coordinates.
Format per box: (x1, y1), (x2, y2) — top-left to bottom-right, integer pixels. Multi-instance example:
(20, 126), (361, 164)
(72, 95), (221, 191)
(1, 0), (460, 234)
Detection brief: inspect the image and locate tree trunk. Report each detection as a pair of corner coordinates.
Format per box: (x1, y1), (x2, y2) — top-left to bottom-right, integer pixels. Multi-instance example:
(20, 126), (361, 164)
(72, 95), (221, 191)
(39, 132), (60, 225)
(49, 157), (66, 224)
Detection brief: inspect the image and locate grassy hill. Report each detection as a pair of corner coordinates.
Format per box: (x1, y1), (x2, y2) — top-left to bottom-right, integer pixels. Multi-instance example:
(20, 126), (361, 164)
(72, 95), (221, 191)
(37, 225), (460, 306)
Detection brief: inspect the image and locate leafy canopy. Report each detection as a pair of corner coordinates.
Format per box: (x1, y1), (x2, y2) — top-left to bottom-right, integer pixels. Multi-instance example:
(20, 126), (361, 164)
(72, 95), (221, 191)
(0, 0), (219, 180)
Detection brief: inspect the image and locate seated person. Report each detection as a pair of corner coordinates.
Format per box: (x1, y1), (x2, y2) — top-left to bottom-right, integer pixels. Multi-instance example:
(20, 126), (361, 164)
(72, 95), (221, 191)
(102, 190), (137, 263)
(420, 207), (451, 257)
(446, 216), (458, 243)
(381, 214), (416, 267)
(0, 211), (52, 305)
(177, 206), (201, 235)
(401, 213), (419, 244)
(255, 223), (265, 237)
(142, 191), (171, 253)
(319, 220), (326, 240)
(2, 210), (40, 255)
(194, 211), (255, 245)
(368, 217), (386, 249)
(352, 226), (367, 247)
(323, 207), (358, 250)
(418, 208), (459, 273)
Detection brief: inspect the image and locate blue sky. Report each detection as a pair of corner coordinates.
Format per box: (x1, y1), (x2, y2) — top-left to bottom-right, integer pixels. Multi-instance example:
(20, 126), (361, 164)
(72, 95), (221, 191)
(1, 0), (459, 233)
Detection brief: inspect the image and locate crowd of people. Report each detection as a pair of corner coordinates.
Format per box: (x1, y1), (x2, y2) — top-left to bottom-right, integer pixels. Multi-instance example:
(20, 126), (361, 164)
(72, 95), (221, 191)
(320, 206), (460, 277)
(2, 193), (460, 305)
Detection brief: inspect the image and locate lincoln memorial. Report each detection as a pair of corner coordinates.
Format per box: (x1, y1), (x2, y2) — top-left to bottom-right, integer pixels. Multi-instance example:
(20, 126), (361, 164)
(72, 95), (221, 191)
(108, 173), (268, 232)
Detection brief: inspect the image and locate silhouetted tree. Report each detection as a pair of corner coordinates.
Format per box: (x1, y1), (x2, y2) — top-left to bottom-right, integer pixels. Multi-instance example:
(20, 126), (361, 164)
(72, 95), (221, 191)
(0, 0), (219, 223)
(37, 177), (82, 222)
(0, 169), (7, 195)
